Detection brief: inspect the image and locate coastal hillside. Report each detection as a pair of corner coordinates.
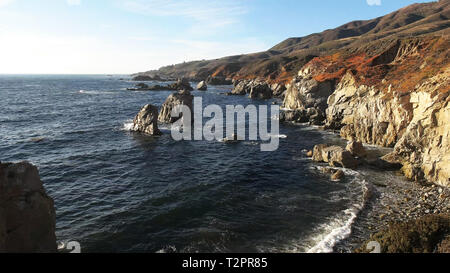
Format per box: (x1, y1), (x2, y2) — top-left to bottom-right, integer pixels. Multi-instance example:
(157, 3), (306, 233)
(134, 0), (450, 83)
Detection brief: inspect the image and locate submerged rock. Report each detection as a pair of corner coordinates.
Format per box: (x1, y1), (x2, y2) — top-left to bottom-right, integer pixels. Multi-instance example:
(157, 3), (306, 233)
(197, 81), (207, 91)
(0, 162), (57, 253)
(158, 90), (194, 124)
(331, 170), (345, 181)
(132, 104), (162, 136)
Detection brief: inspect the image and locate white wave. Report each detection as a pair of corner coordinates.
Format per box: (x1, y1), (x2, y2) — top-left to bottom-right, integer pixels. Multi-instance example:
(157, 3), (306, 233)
(121, 120), (134, 131)
(270, 134), (287, 139)
(78, 89), (116, 95)
(306, 175), (369, 253)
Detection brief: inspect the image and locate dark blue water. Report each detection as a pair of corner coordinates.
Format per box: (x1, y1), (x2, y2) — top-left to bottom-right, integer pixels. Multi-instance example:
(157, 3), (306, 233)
(0, 75), (367, 253)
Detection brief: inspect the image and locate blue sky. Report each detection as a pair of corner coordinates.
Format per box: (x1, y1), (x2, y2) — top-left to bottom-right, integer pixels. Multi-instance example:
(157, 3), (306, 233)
(0, 0), (433, 74)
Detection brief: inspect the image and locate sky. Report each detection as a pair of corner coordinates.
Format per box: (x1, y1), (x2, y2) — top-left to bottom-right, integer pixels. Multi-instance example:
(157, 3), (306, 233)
(0, 0), (434, 74)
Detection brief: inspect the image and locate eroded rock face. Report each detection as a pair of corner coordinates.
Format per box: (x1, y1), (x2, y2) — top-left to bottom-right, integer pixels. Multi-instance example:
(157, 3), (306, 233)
(197, 81), (207, 91)
(0, 162), (57, 253)
(132, 104), (162, 135)
(346, 141), (367, 158)
(282, 67), (335, 124)
(270, 83), (286, 98)
(388, 70), (450, 186)
(325, 72), (412, 147)
(249, 83), (272, 100)
(158, 90), (194, 124)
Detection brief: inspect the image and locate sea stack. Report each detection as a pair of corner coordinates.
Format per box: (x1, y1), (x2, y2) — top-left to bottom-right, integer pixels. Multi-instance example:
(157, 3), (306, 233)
(158, 90), (194, 124)
(132, 104), (162, 135)
(0, 162), (57, 253)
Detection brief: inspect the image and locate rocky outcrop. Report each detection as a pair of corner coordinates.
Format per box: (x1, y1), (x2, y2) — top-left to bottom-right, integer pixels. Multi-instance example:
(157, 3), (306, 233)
(132, 104), (162, 136)
(0, 162), (57, 253)
(312, 144), (359, 169)
(197, 81), (207, 91)
(387, 70), (450, 186)
(168, 78), (193, 91)
(346, 141), (367, 158)
(325, 72), (412, 147)
(271, 83), (286, 98)
(158, 90), (194, 124)
(282, 66), (335, 124)
(128, 78), (193, 92)
(132, 75), (160, 81)
(249, 82), (273, 100)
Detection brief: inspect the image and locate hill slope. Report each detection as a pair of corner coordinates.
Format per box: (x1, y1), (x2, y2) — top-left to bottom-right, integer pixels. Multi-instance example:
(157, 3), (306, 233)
(134, 0), (450, 83)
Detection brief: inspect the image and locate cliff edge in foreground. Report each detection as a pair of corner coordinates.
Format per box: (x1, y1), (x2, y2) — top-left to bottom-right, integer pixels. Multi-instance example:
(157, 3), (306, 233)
(0, 162), (57, 253)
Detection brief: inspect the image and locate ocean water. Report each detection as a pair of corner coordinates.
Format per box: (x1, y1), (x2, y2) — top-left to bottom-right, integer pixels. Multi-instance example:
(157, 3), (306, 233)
(0, 75), (368, 253)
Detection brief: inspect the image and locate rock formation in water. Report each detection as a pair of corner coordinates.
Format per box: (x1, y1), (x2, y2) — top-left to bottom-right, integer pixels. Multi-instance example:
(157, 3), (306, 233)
(197, 81), (207, 91)
(0, 162), (57, 253)
(158, 90), (194, 124)
(132, 104), (162, 136)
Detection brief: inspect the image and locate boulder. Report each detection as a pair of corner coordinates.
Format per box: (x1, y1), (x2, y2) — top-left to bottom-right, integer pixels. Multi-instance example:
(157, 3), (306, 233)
(231, 80), (252, 95)
(249, 83), (273, 100)
(158, 90), (194, 124)
(313, 144), (359, 169)
(0, 162), (57, 253)
(346, 141), (367, 158)
(168, 78), (193, 91)
(306, 150), (313, 157)
(197, 81), (207, 91)
(331, 170), (345, 181)
(132, 104), (162, 135)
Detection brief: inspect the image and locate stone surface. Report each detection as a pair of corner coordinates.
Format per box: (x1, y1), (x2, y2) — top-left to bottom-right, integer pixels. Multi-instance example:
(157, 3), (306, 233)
(0, 162), (57, 253)
(346, 141), (367, 158)
(331, 170), (345, 181)
(132, 104), (162, 135)
(313, 144), (359, 169)
(158, 90), (194, 124)
(249, 82), (273, 100)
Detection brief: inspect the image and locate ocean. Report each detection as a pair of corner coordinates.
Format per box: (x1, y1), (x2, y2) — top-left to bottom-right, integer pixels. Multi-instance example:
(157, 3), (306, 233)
(0, 74), (369, 253)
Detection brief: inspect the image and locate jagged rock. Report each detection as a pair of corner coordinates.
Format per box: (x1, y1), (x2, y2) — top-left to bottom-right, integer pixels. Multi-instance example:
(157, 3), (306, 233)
(271, 83), (286, 97)
(313, 144), (359, 169)
(197, 81), (207, 91)
(168, 78), (193, 91)
(249, 83), (272, 100)
(132, 75), (154, 81)
(282, 68), (335, 125)
(132, 104), (162, 135)
(331, 170), (345, 181)
(0, 162), (57, 253)
(158, 90), (194, 124)
(231, 80), (253, 95)
(279, 110), (308, 123)
(346, 141), (367, 158)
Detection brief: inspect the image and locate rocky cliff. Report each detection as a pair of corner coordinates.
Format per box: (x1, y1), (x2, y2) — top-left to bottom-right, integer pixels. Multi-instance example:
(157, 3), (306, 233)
(283, 35), (449, 187)
(0, 162), (57, 253)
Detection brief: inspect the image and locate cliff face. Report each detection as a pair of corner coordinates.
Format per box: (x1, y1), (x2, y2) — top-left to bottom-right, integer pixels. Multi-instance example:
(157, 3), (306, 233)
(283, 36), (450, 187)
(0, 162), (57, 253)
